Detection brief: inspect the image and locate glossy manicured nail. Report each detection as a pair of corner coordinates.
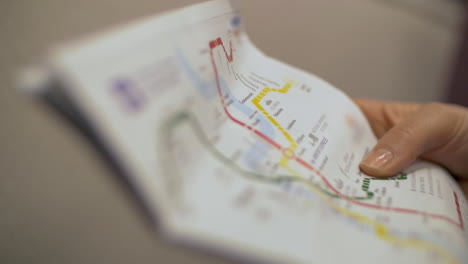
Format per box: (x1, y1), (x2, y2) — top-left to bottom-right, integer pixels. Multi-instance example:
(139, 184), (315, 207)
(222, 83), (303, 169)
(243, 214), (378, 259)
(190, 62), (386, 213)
(361, 148), (394, 171)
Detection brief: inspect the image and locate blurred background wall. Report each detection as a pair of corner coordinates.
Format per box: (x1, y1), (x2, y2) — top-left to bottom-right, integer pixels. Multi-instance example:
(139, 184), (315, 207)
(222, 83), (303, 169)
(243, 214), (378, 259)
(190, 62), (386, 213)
(0, 0), (466, 263)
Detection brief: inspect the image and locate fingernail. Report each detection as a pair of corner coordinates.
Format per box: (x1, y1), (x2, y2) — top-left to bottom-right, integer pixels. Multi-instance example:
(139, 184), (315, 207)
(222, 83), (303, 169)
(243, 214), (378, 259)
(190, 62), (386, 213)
(361, 148), (394, 170)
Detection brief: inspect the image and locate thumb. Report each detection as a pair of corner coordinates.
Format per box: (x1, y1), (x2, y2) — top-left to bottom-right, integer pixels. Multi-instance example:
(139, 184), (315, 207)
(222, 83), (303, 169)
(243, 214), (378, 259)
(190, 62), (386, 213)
(360, 103), (468, 177)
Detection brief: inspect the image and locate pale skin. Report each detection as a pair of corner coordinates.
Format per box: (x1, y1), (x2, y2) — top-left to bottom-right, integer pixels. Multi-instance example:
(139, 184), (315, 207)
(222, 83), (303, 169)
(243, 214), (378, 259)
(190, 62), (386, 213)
(356, 99), (468, 198)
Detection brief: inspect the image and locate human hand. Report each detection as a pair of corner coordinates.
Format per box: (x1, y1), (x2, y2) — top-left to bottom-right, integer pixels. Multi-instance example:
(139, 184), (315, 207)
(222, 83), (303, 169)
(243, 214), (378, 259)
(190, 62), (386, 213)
(355, 100), (468, 196)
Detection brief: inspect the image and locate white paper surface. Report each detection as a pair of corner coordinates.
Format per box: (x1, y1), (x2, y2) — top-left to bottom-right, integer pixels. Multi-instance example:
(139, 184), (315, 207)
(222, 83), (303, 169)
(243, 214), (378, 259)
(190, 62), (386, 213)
(48, 1), (468, 263)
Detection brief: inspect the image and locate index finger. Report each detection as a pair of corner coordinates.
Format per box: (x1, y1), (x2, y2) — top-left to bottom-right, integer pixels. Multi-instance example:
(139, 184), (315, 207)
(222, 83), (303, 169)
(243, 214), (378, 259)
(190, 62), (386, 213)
(354, 99), (422, 138)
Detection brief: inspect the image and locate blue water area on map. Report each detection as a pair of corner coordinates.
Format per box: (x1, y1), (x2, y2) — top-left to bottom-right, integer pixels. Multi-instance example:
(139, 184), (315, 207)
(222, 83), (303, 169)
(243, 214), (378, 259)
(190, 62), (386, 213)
(175, 48), (274, 170)
(231, 15), (241, 27)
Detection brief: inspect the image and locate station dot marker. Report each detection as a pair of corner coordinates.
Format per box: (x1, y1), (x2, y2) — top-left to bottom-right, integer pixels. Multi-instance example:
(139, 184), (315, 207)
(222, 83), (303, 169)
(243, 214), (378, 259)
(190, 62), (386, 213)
(282, 148), (295, 159)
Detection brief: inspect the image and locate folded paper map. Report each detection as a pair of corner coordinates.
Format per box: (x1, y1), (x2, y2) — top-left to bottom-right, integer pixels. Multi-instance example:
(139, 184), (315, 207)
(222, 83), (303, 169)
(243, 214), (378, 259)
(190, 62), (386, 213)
(21, 0), (468, 263)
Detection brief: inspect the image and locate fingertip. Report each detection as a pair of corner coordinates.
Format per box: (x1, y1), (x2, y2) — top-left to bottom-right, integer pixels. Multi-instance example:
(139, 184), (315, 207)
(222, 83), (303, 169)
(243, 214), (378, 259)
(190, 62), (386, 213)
(359, 161), (395, 178)
(359, 148), (397, 178)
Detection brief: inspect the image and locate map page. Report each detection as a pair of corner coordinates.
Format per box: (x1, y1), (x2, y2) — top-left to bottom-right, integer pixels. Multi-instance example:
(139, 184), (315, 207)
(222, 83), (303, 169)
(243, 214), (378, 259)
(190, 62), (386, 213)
(48, 0), (468, 263)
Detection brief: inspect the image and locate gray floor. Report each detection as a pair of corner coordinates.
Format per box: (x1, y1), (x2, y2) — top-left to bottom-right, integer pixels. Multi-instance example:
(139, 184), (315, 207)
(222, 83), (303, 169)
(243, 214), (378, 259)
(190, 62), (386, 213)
(0, 0), (465, 263)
